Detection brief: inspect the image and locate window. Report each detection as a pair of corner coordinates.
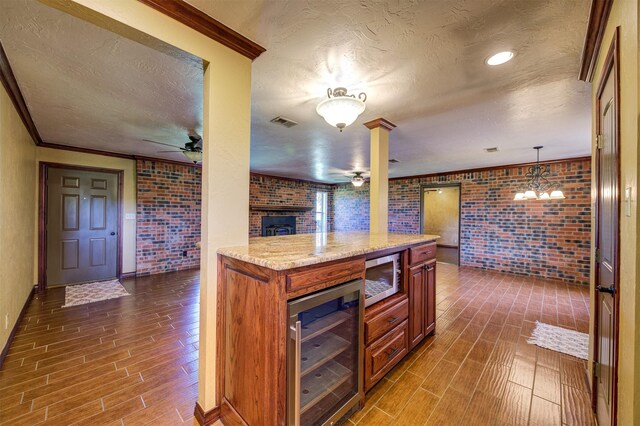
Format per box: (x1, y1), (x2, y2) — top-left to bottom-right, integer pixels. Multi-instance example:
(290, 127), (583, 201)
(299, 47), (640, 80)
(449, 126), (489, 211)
(315, 191), (328, 233)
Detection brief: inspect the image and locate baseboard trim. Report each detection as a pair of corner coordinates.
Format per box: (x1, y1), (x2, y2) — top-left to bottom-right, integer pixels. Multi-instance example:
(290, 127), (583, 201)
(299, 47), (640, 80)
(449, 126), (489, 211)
(120, 272), (137, 280)
(0, 286), (35, 369)
(194, 401), (220, 426)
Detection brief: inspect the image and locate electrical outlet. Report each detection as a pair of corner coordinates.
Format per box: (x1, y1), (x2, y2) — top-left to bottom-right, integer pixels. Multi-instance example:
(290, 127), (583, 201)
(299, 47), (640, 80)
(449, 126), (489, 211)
(4, 313), (8, 330)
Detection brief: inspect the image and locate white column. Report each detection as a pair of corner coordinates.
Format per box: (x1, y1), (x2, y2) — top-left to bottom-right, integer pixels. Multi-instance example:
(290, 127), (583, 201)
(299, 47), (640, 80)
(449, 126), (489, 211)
(199, 53), (252, 411)
(364, 118), (396, 234)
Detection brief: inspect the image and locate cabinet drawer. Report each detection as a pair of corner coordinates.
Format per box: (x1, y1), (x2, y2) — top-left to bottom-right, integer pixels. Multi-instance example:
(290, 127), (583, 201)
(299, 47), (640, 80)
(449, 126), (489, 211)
(365, 298), (408, 345)
(409, 242), (436, 265)
(365, 320), (409, 391)
(286, 258), (364, 296)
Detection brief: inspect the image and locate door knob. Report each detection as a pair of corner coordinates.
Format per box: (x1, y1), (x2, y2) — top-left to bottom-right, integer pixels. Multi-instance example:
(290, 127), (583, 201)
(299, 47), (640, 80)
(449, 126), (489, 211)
(110, 231), (116, 236)
(596, 285), (615, 295)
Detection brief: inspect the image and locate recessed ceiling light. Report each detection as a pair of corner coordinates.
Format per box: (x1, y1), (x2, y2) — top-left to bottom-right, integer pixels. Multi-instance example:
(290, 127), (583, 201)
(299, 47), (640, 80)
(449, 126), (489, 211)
(486, 51), (515, 66)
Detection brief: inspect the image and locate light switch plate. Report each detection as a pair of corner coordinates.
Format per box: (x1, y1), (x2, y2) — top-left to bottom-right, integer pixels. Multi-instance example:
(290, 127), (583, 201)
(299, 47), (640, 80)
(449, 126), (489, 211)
(625, 187), (632, 217)
(125, 213), (136, 220)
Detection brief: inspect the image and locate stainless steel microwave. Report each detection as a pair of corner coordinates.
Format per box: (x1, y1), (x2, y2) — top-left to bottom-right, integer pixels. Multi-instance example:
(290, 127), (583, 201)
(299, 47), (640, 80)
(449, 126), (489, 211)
(364, 253), (400, 307)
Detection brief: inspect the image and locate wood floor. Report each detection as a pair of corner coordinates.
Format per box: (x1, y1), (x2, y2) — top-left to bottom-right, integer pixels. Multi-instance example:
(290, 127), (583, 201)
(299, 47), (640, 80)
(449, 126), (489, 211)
(0, 264), (594, 425)
(0, 270), (200, 425)
(348, 263), (594, 426)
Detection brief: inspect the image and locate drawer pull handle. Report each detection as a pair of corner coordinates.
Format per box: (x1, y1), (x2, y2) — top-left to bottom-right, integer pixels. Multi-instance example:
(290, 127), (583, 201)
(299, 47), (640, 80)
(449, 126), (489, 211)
(386, 316), (399, 324)
(385, 348), (399, 358)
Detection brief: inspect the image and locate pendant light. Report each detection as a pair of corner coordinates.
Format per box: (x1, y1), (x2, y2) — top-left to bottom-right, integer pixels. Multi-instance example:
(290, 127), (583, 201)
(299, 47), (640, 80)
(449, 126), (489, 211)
(316, 87), (367, 132)
(513, 146), (565, 201)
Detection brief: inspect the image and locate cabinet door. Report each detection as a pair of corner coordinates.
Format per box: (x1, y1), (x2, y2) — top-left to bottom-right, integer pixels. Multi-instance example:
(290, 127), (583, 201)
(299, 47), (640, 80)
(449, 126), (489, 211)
(424, 262), (436, 335)
(408, 265), (425, 349)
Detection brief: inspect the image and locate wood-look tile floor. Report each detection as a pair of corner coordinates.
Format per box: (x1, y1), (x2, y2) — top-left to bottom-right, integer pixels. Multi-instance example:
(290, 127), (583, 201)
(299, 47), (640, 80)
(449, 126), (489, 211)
(349, 263), (594, 426)
(0, 270), (200, 426)
(1, 265), (594, 426)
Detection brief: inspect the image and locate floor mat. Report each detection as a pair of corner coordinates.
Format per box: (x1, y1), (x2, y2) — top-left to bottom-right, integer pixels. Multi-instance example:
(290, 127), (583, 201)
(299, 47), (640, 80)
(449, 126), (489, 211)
(62, 279), (130, 308)
(527, 321), (588, 360)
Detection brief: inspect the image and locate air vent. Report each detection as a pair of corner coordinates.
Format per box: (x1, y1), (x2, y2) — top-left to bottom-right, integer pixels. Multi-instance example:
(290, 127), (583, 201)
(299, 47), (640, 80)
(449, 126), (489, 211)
(270, 116), (298, 128)
(484, 147), (499, 153)
(389, 158), (400, 163)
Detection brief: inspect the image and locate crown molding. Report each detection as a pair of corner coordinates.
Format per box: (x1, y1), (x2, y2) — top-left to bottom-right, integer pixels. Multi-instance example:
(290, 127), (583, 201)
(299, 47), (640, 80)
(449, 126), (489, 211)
(363, 117), (397, 131)
(137, 0), (266, 61)
(578, 0), (614, 82)
(0, 41), (43, 145)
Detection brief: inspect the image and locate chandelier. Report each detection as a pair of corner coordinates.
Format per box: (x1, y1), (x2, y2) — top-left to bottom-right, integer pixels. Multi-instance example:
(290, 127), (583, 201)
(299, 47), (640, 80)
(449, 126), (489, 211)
(351, 172), (365, 187)
(316, 87), (367, 132)
(514, 146), (565, 201)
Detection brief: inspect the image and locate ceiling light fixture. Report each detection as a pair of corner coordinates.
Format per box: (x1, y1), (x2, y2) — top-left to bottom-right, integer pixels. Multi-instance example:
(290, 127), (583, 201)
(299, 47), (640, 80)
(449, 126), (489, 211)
(513, 146), (565, 201)
(183, 150), (202, 164)
(351, 172), (366, 187)
(486, 51), (515, 66)
(316, 87), (367, 132)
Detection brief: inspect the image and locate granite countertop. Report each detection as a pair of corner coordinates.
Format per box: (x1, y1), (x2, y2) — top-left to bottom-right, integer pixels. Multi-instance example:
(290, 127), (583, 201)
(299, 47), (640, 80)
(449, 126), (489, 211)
(217, 231), (440, 271)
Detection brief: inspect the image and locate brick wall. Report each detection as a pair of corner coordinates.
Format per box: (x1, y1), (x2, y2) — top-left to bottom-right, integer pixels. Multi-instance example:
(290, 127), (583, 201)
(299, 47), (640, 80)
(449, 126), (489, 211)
(136, 160), (201, 275)
(250, 174), (334, 237)
(332, 159), (591, 284)
(333, 183), (369, 231)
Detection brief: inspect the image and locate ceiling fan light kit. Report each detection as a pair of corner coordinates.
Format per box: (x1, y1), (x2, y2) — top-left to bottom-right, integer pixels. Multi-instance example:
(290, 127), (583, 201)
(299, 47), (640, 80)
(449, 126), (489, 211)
(183, 150), (202, 163)
(351, 172), (365, 187)
(316, 87), (367, 132)
(513, 146), (565, 201)
(144, 132), (203, 164)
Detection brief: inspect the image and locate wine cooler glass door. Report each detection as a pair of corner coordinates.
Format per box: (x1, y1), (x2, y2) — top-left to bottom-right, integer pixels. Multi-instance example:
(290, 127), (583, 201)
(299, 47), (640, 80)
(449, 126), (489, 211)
(287, 279), (364, 426)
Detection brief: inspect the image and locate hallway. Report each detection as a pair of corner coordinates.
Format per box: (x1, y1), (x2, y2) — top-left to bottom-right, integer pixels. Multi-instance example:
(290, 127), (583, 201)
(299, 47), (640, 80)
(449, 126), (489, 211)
(0, 264), (593, 425)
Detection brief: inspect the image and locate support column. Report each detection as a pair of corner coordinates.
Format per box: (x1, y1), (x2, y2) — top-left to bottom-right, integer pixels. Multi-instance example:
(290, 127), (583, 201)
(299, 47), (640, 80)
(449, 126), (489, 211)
(198, 52), (252, 418)
(364, 118), (396, 234)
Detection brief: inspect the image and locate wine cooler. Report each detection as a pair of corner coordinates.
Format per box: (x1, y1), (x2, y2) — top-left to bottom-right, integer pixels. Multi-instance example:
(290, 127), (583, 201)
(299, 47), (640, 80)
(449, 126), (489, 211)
(287, 279), (364, 425)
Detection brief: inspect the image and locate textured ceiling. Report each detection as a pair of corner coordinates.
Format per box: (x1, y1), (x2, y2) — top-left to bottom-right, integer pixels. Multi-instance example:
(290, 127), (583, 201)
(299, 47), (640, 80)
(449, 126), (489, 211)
(187, 0), (592, 182)
(0, 0), (204, 162)
(0, 0), (591, 180)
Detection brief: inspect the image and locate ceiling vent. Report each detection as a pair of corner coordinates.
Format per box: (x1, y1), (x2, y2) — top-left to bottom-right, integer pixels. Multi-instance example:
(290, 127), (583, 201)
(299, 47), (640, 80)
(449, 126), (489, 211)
(270, 116), (298, 128)
(389, 158), (400, 163)
(484, 147), (499, 153)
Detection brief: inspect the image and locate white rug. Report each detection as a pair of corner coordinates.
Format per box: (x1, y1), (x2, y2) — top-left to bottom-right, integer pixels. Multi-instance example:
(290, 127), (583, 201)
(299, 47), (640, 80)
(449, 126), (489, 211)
(527, 321), (589, 360)
(62, 279), (130, 308)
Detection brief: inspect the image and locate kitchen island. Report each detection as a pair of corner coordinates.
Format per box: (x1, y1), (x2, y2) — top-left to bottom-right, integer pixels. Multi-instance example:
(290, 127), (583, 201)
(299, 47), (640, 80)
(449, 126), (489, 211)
(216, 231), (439, 425)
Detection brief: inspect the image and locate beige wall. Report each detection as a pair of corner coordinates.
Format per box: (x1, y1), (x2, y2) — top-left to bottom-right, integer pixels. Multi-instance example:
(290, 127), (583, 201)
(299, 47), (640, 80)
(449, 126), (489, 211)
(423, 187), (459, 246)
(589, 1), (639, 424)
(0, 84), (37, 352)
(34, 148), (137, 279)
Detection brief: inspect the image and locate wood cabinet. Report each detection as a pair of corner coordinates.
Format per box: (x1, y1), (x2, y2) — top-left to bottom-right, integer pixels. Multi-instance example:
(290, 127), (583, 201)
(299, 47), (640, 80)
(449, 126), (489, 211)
(363, 294), (408, 391)
(407, 244), (436, 351)
(408, 264), (426, 347)
(364, 320), (408, 389)
(217, 237), (438, 424)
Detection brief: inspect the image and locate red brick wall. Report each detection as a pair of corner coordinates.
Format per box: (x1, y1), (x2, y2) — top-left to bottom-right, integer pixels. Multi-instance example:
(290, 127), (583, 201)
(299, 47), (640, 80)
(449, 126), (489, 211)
(249, 174), (334, 237)
(332, 159), (591, 284)
(136, 160), (201, 275)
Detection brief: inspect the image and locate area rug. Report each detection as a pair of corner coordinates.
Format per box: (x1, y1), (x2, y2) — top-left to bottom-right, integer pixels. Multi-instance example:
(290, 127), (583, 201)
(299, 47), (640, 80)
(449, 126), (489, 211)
(527, 321), (588, 360)
(62, 279), (130, 308)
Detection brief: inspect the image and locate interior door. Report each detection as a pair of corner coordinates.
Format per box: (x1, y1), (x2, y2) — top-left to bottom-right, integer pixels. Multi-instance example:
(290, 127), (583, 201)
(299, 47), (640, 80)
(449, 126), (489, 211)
(594, 32), (619, 426)
(46, 168), (118, 285)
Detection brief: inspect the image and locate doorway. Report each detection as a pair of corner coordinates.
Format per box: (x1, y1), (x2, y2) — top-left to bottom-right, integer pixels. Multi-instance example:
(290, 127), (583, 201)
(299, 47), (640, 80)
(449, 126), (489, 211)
(593, 28), (620, 426)
(420, 184), (461, 265)
(39, 163), (123, 289)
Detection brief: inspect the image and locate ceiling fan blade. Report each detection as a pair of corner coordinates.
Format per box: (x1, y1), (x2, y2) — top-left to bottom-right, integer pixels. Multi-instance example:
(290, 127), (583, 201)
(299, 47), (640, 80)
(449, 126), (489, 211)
(143, 139), (180, 148)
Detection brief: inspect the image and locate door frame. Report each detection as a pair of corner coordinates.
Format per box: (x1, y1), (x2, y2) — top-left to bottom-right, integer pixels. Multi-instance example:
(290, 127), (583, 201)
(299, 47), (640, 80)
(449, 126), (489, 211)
(38, 162), (124, 291)
(419, 182), (462, 265)
(592, 27), (620, 424)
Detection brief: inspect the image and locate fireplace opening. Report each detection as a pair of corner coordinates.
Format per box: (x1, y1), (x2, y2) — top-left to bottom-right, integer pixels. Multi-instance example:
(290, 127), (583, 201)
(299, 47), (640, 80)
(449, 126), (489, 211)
(261, 216), (296, 237)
